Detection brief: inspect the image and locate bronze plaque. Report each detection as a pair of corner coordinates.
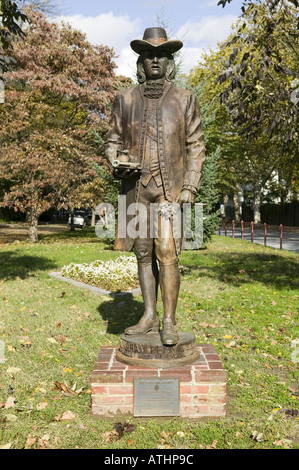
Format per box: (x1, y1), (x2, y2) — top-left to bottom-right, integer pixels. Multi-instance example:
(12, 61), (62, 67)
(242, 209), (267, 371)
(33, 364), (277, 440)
(134, 378), (179, 417)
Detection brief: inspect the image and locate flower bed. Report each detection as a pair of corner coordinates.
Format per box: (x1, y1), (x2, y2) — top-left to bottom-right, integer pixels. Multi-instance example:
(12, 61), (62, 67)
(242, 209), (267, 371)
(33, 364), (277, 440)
(60, 255), (139, 292)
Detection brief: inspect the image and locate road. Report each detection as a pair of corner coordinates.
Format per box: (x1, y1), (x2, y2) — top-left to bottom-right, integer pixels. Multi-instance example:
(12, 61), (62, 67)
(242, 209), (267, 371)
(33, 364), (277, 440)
(218, 227), (299, 254)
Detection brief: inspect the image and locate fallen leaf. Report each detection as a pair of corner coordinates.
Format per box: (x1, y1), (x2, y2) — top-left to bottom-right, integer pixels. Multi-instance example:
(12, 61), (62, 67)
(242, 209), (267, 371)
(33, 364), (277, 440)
(25, 434), (36, 448)
(37, 402), (48, 410)
(53, 335), (67, 344)
(6, 367), (22, 376)
(54, 381), (77, 396)
(47, 337), (58, 344)
(0, 443), (12, 449)
(251, 431), (263, 442)
(6, 414), (18, 422)
(206, 439), (217, 449)
(4, 397), (16, 409)
(101, 430), (119, 443)
(60, 410), (76, 420)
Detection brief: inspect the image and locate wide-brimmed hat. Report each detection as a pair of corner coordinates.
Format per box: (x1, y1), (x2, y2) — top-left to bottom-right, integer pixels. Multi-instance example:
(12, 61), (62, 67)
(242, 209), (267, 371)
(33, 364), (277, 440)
(130, 27), (183, 55)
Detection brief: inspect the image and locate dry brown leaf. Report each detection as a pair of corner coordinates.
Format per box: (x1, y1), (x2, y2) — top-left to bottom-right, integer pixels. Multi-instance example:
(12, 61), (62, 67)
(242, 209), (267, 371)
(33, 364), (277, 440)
(60, 410), (76, 420)
(37, 402), (48, 410)
(101, 430), (119, 443)
(4, 397), (16, 409)
(206, 439), (217, 449)
(25, 434), (36, 448)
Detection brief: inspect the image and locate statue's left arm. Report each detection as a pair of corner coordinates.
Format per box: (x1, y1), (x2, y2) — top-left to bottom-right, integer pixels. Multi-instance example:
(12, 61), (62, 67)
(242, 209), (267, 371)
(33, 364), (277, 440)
(178, 93), (206, 204)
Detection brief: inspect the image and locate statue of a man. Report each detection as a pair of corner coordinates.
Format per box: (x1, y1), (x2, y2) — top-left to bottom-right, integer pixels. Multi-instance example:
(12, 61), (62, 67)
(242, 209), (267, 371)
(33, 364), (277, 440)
(105, 28), (205, 346)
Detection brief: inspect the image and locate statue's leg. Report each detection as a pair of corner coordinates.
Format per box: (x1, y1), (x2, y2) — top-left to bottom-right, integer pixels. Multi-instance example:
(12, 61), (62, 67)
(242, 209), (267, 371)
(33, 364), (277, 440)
(124, 180), (160, 335)
(155, 216), (180, 345)
(124, 256), (160, 335)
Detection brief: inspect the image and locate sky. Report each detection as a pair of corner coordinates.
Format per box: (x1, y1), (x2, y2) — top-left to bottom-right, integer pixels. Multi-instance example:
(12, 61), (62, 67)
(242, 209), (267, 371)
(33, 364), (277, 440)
(54, 0), (244, 79)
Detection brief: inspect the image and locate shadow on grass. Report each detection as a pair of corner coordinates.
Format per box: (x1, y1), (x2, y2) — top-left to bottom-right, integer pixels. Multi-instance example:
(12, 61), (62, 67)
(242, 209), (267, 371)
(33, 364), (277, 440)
(181, 251), (299, 290)
(97, 295), (144, 335)
(39, 226), (115, 250)
(0, 250), (58, 280)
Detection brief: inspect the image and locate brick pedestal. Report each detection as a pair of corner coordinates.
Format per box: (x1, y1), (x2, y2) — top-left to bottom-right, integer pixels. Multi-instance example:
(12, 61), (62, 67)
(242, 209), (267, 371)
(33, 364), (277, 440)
(91, 344), (226, 418)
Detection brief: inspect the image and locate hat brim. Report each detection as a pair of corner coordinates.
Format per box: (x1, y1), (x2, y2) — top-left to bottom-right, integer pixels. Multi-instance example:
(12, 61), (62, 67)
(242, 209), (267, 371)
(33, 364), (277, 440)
(130, 39), (183, 55)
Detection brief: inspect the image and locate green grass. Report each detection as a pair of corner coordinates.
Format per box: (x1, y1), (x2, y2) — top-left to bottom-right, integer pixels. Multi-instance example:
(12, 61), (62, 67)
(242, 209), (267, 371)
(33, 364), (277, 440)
(0, 228), (298, 449)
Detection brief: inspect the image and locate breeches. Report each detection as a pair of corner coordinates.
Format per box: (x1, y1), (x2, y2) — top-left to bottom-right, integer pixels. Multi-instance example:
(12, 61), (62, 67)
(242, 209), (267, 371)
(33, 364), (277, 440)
(133, 177), (178, 266)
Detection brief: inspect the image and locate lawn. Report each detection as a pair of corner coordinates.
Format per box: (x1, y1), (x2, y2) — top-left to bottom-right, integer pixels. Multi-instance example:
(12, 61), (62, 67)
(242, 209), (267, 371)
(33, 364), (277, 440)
(0, 227), (298, 449)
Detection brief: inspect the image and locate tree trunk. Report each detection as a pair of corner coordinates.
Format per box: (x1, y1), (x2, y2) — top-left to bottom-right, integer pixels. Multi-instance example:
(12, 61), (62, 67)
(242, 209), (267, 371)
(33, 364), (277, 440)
(91, 207), (96, 227)
(233, 187), (243, 223)
(253, 189), (261, 224)
(26, 207), (39, 243)
(70, 208), (75, 232)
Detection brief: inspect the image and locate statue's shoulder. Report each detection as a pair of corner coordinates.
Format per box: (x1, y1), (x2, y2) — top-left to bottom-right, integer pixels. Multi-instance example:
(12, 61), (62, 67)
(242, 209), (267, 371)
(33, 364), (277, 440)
(117, 84), (140, 98)
(170, 83), (195, 98)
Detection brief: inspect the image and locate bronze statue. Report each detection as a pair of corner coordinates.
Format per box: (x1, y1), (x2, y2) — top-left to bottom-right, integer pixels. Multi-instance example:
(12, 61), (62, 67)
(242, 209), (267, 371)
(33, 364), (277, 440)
(105, 28), (205, 346)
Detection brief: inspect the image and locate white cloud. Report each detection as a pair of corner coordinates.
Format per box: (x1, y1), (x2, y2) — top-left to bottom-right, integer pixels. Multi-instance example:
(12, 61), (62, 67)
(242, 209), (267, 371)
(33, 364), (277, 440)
(55, 12), (142, 78)
(177, 14), (238, 49)
(53, 12), (238, 78)
(178, 47), (206, 74)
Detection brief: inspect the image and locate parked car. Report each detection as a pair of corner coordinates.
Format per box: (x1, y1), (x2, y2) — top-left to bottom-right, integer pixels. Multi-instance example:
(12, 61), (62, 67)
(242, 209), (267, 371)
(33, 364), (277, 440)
(67, 210), (88, 229)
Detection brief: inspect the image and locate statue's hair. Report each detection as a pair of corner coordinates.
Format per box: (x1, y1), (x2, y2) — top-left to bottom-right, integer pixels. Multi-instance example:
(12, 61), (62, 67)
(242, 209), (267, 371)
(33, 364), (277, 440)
(136, 52), (175, 84)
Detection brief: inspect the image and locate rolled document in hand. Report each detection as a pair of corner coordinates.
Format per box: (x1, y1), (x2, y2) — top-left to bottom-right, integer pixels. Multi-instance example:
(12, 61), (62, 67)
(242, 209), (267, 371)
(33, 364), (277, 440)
(112, 160), (141, 170)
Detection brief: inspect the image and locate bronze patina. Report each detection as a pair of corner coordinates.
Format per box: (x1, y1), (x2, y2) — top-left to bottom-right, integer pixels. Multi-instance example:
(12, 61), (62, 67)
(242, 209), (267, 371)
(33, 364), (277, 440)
(105, 27), (206, 350)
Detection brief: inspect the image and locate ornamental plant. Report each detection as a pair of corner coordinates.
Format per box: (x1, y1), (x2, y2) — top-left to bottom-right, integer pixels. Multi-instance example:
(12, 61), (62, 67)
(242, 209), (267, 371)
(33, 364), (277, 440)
(60, 255), (139, 292)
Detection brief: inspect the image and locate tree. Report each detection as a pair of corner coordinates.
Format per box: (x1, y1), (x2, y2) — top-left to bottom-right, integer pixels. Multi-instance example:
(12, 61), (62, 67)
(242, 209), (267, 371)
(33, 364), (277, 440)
(0, 0), (27, 77)
(187, 1), (299, 223)
(0, 8), (118, 241)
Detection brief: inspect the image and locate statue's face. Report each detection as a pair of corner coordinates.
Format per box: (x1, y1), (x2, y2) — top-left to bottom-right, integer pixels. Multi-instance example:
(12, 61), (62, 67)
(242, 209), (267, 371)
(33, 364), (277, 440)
(142, 50), (169, 80)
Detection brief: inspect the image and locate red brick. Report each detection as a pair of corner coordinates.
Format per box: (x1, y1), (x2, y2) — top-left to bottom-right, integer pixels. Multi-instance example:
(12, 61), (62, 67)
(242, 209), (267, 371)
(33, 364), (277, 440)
(102, 395), (124, 404)
(205, 354), (220, 361)
(193, 394), (209, 404)
(125, 370), (158, 382)
(208, 361), (224, 370)
(124, 395), (134, 405)
(180, 404), (209, 416)
(91, 385), (108, 394)
(180, 384), (209, 394)
(108, 385), (133, 395)
(159, 369), (192, 382)
(180, 394), (193, 403)
(91, 370), (123, 383)
(209, 384), (226, 393)
(92, 404), (132, 415)
(93, 363), (110, 370)
(194, 370), (226, 383)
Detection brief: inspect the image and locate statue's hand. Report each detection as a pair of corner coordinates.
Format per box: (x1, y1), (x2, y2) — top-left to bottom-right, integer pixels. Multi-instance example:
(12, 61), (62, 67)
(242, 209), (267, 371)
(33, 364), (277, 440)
(177, 189), (196, 205)
(113, 168), (139, 180)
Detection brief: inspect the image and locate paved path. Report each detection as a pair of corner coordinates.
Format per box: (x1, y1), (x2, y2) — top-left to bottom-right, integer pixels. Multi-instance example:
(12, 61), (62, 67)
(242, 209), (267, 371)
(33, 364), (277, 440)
(218, 227), (299, 254)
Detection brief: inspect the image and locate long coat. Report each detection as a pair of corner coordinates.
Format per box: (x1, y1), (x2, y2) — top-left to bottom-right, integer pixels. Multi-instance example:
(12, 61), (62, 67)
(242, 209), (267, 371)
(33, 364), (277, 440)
(105, 80), (206, 252)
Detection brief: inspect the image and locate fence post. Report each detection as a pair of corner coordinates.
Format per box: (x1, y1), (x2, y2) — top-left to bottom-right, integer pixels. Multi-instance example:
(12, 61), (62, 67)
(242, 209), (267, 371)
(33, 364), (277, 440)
(232, 220), (235, 238)
(280, 224), (283, 249)
(264, 222), (267, 246)
(241, 220), (244, 240)
(251, 221), (254, 243)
